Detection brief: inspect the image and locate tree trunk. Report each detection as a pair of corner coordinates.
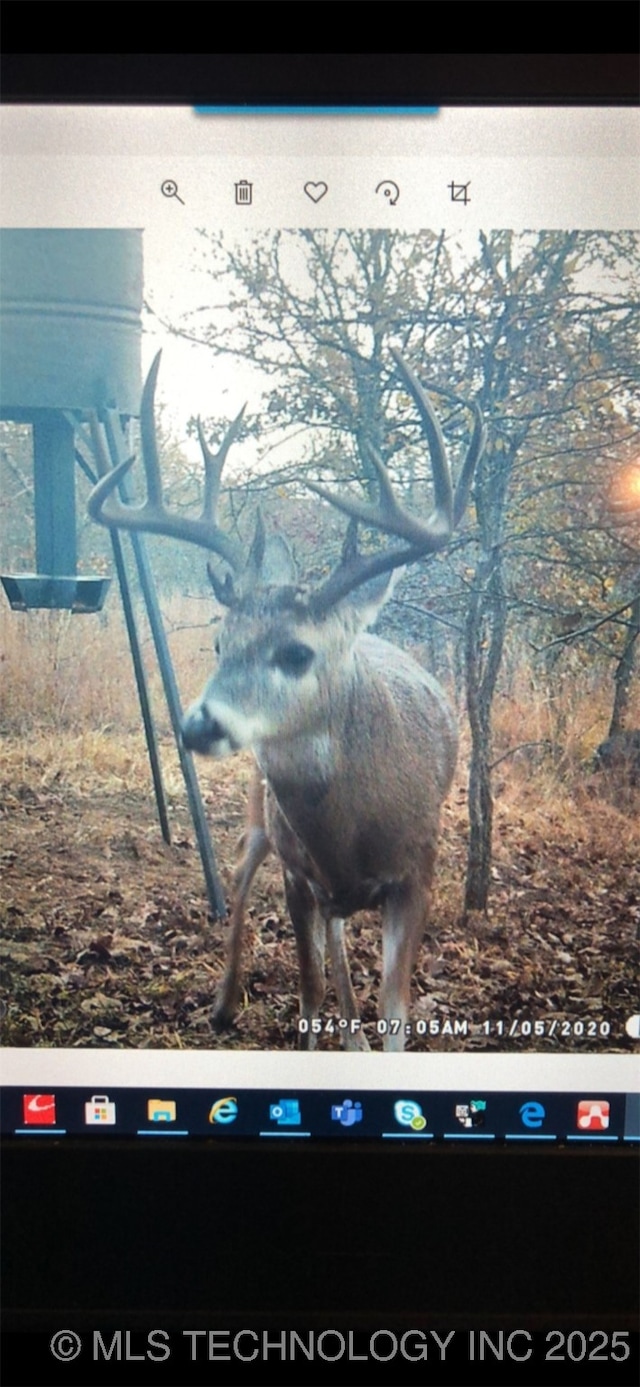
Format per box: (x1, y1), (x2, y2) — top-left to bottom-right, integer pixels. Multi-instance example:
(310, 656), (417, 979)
(608, 592), (640, 737)
(464, 548), (507, 912)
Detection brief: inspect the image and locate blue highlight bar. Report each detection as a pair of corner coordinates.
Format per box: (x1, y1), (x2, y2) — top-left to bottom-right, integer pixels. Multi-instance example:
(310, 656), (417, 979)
(382, 1132), (433, 1140)
(136, 1129), (190, 1137)
(443, 1133), (496, 1140)
(13, 1128), (67, 1136)
(259, 1131), (311, 1138)
(566, 1135), (619, 1142)
(505, 1133), (558, 1141)
(194, 106), (439, 117)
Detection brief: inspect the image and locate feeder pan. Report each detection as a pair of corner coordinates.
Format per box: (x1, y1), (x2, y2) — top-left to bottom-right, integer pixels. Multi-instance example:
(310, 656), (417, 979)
(1, 573), (111, 613)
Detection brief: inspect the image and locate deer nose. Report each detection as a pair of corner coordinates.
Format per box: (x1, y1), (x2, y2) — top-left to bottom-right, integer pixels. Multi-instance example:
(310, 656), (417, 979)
(181, 704), (225, 753)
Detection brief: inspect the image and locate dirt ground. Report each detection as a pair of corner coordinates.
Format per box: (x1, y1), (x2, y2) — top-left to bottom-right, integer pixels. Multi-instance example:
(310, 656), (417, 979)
(1, 736), (638, 1052)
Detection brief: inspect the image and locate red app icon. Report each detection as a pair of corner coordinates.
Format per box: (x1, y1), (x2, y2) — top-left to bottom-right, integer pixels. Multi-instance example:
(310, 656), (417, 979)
(23, 1093), (56, 1125)
(577, 1100), (610, 1132)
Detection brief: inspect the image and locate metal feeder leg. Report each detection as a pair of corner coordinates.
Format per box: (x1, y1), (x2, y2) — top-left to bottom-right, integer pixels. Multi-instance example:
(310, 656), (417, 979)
(102, 412), (227, 921)
(74, 442), (171, 848)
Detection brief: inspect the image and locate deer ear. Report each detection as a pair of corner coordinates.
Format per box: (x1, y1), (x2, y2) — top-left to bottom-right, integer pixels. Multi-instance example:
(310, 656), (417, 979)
(340, 566), (404, 630)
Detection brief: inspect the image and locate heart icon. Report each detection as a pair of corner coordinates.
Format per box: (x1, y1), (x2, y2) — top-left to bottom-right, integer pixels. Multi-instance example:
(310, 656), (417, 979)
(304, 182), (328, 203)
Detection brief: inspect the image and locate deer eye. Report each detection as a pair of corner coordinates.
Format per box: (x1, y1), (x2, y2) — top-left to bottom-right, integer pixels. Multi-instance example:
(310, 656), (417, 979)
(270, 642), (314, 676)
(214, 638), (221, 657)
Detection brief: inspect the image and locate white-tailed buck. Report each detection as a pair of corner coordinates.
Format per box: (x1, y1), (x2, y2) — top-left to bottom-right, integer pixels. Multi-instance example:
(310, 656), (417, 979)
(89, 350), (485, 1050)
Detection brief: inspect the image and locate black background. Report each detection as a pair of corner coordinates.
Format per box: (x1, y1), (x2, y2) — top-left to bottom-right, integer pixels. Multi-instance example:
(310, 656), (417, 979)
(1, 49), (639, 107)
(2, 42), (639, 1385)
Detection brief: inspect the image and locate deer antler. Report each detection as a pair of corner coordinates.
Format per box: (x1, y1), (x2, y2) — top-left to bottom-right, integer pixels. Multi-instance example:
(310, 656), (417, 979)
(308, 350), (485, 614)
(88, 351), (246, 577)
(88, 350), (484, 616)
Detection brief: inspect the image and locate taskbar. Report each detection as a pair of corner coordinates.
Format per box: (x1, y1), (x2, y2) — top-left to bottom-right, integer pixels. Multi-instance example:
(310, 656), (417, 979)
(3, 1088), (638, 1143)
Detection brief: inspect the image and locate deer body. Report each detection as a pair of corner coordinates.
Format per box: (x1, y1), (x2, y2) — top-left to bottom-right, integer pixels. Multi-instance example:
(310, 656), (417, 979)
(253, 637), (457, 918)
(88, 348), (484, 1052)
(183, 583), (458, 1050)
(266, 638), (458, 1050)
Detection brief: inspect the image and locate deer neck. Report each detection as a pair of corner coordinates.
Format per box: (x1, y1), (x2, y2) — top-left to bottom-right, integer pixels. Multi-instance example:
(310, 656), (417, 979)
(254, 643), (386, 812)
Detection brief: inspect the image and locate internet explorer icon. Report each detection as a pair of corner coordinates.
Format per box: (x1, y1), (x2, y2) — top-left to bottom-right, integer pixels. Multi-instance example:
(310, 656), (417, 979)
(520, 1101), (546, 1129)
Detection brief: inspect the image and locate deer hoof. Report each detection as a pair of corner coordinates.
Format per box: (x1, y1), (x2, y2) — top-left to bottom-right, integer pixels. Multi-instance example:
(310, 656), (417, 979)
(211, 993), (237, 1032)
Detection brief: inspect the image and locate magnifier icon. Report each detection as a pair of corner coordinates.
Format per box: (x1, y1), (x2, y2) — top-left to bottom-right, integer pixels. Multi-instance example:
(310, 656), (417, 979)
(161, 179), (185, 206)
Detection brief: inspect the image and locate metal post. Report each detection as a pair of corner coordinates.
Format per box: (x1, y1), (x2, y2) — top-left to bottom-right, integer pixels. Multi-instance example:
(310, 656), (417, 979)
(33, 412), (77, 575)
(109, 527), (173, 847)
(74, 440), (172, 847)
(102, 410), (227, 920)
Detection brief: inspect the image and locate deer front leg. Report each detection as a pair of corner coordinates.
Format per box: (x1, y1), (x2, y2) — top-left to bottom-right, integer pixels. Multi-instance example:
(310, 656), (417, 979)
(212, 820), (270, 1030)
(284, 871), (327, 1050)
(326, 917), (370, 1051)
(380, 879), (430, 1053)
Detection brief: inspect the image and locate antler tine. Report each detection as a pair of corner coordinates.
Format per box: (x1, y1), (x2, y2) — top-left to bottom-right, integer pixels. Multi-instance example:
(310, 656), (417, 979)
(197, 404), (246, 523)
(308, 352), (484, 616)
(87, 352), (245, 573)
(310, 529), (420, 617)
(390, 348), (453, 527)
(139, 350), (164, 507)
(87, 446), (142, 524)
(307, 438), (450, 550)
(306, 352), (462, 555)
(410, 376), (486, 526)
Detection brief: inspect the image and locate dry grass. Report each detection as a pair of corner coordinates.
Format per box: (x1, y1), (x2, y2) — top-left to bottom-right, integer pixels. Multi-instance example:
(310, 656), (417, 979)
(493, 654), (630, 759)
(1, 593), (638, 814)
(0, 593), (213, 737)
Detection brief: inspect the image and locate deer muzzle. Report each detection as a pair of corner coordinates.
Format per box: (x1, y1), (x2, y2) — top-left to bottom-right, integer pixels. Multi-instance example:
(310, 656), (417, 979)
(181, 702), (236, 756)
